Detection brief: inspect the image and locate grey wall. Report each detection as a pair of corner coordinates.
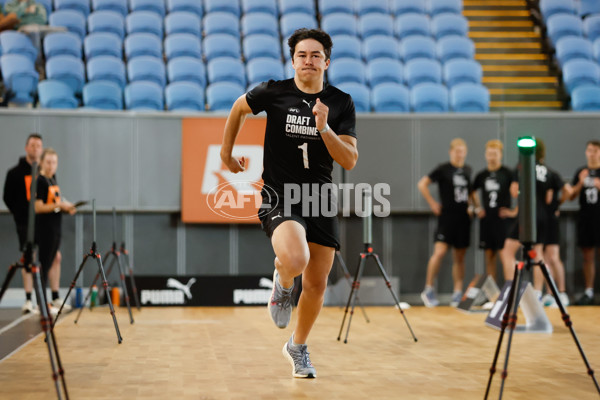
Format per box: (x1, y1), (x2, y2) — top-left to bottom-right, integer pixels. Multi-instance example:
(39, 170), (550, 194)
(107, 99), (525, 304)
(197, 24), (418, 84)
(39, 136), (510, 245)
(1, 110), (598, 298)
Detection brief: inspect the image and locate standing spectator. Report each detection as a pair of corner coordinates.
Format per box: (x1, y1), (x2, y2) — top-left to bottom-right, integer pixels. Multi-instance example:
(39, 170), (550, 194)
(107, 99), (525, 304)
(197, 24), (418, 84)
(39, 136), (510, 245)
(418, 138), (473, 307)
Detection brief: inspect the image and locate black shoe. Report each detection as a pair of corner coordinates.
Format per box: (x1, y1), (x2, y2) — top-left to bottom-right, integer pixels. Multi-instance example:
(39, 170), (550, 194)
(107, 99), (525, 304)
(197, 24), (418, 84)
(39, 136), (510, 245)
(574, 294), (594, 306)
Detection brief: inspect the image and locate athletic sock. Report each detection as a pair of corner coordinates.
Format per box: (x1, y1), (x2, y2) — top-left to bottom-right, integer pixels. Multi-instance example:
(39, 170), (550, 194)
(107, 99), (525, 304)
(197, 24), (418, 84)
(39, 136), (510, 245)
(25, 292), (32, 301)
(52, 291), (59, 301)
(585, 288), (594, 298)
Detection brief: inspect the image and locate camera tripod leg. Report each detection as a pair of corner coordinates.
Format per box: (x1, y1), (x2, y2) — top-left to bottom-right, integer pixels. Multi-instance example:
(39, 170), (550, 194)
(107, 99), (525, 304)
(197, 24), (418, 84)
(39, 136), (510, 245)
(335, 251), (369, 323)
(95, 255), (123, 344)
(337, 253), (365, 343)
(0, 263), (20, 303)
(341, 254), (367, 344)
(121, 250), (141, 310)
(53, 254), (91, 326)
(114, 251), (134, 324)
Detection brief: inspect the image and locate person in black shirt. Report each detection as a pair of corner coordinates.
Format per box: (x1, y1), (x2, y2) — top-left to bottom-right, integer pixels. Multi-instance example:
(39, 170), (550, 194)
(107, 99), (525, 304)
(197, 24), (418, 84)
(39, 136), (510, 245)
(220, 29), (357, 378)
(418, 138), (473, 307)
(569, 140), (600, 305)
(3, 133), (42, 313)
(34, 148), (76, 310)
(471, 140), (515, 282)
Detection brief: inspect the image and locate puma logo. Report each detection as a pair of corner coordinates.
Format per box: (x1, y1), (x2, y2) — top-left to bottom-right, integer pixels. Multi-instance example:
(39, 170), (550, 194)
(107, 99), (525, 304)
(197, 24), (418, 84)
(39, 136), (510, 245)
(259, 277), (273, 289)
(302, 99), (312, 108)
(166, 278), (197, 299)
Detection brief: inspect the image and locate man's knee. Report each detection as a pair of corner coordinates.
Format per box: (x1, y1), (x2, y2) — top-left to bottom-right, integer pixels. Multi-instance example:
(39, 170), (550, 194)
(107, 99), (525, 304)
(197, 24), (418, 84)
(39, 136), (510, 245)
(53, 251), (62, 265)
(278, 250), (310, 275)
(302, 277), (327, 298)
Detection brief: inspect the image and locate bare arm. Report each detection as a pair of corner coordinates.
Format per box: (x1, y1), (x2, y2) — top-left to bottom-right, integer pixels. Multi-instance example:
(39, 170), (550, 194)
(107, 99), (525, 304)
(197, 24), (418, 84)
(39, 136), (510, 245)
(35, 199), (75, 214)
(312, 98), (358, 170)
(417, 175), (441, 215)
(220, 95), (253, 173)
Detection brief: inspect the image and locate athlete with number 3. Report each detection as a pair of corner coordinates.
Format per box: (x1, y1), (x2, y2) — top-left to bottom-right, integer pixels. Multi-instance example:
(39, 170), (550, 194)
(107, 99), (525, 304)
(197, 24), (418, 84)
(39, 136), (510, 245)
(220, 28), (358, 378)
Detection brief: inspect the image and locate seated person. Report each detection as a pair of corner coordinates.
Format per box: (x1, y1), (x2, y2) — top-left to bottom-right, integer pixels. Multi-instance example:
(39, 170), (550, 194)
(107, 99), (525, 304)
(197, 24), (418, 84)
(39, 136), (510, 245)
(0, 6), (19, 31)
(4, 0), (47, 28)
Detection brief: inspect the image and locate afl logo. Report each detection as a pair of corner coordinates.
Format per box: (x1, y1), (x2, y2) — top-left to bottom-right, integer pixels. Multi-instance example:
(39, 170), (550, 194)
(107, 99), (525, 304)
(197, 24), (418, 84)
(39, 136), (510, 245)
(288, 107), (300, 113)
(205, 181), (279, 221)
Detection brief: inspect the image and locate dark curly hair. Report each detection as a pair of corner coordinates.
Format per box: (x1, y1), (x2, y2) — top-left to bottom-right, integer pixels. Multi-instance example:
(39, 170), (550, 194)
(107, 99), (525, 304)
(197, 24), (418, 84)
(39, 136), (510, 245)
(287, 28), (333, 61)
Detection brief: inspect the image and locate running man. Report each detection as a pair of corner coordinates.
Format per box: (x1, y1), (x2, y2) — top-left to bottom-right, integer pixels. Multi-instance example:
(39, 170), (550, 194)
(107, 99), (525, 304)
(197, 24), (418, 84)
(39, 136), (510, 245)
(418, 138), (473, 307)
(570, 140), (600, 305)
(220, 28), (358, 378)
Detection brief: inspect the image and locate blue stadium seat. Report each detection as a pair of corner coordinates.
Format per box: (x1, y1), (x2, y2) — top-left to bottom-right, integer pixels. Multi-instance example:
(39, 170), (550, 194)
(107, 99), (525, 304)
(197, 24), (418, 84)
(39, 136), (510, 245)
(82, 80), (123, 109)
(321, 13), (358, 37)
(443, 58), (482, 87)
(431, 13), (468, 39)
(337, 82), (370, 112)
(165, 11), (201, 37)
(38, 80), (78, 108)
(241, 12), (278, 37)
(328, 58), (367, 85)
(363, 35), (399, 60)
(204, 0), (240, 17)
(355, 0), (389, 16)
(318, 0), (352, 15)
(280, 13), (317, 38)
(87, 55), (127, 87)
(124, 81), (164, 110)
(0, 31), (37, 63)
(206, 81), (245, 111)
(50, 10), (87, 39)
(207, 57), (246, 86)
(130, 0), (166, 17)
(428, 0), (462, 16)
(284, 59), (293, 78)
(555, 36), (593, 67)
(392, 0), (426, 15)
(330, 35), (362, 60)
(450, 83), (490, 112)
(167, 0), (202, 17)
(563, 59), (600, 93)
(371, 82), (409, 112)
(278, 0), (314, 16)
(84, 32), (122, 60)
(167, 56), (206, 86)
(571, 84), (600, 111)
(594, 38), (600, 63)
(126, 11), (163, 38)
(43, 32), (82, 59)
(0, 54), (39, 103)
(366, 58), (403, 87)
(45, 55), (85, 93)
(399, 36), (436, 62)
(92, 0), (128, 17)
(584, 15), (600, 42)
(540, 0), (577, 22)
(281, 37), (292, 60)
(243, 34), (281, 61)
(165, 33), (201, 60)
(359, 13), (394, 38)
(166, 81), (205, 111)
(394, 13), (430, 39)
(203, 34), (241, 61)
(54, 0), (90, 17)
(203, 11), (240, 37)
(579, 0), (600, 18)
(547, 14), (584, 46)
(37, 0), (52, 15)
(436, 35), (475, 62)
(246, 57), (284, 86)
(411, 82), (448, 112)
(88, 10), (125, 39)
(405, 58), (442, 87)
(241, 0), (277, 16)
(127, 56), (166, 87)
(125, 33), (162, 60)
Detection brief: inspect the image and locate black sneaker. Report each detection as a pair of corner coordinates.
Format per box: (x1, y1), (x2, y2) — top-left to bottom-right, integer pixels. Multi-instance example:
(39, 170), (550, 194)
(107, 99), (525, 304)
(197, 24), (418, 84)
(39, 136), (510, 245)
(574, 294), (594, 306)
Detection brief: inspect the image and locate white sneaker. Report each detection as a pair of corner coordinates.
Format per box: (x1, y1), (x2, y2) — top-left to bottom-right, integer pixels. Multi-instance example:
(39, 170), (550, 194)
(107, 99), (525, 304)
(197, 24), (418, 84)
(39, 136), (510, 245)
(542, 294), (557, 308)
(21, 300), (36, 314)
(559, 292), (570, 307)
(48, 304), (59, 317)
(52, 298), (72, 312)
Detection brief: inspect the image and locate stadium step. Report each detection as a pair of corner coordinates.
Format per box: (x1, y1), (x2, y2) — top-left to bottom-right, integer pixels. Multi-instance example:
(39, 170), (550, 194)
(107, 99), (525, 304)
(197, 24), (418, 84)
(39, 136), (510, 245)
(464, 0), (565, 111)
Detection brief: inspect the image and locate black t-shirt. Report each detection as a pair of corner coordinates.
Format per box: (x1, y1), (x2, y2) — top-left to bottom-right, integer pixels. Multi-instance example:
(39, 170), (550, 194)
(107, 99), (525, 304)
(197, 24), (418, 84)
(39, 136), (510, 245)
(3, 156), (34, 227)
(428, 162), (472, 214)
(546, 168), (564, 216)
(572, 166), (600, 217)
(35, 175), (62, 235)
(472, 166), (512, 218)
(246, 79), (356, 198)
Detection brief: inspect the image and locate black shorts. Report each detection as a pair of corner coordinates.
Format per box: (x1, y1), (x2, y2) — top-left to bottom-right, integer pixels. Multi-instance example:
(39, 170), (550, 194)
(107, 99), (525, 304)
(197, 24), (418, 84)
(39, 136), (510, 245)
(37, 232), (61, 286)
(506, 217), (547, 244)
(479, 216), (507, 250)
(259, 204), (340, 250)
(434, 213), (470, 249)
(544, 214), (560, 246)
(577, 213), (600, 248)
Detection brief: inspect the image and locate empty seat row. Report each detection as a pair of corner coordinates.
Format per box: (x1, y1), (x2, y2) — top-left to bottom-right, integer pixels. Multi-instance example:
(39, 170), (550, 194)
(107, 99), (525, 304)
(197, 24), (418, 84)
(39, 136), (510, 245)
(318, 0), (463, 17)
(554, 36), (600, 67)
(571, 84), (600, 110)
(546, 13), (600, 46)
(539, 0), (600, 21)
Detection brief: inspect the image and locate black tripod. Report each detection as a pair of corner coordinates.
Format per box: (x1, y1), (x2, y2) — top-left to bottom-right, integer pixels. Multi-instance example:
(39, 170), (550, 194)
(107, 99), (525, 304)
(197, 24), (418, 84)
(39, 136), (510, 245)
(484, 244), (600, 399)
(53, 200), (123, 344)
(118, 212), (141, 311)
(337, 188), (417, 344)
(331, 250), (369, 323)
(0, 162), (69, 399)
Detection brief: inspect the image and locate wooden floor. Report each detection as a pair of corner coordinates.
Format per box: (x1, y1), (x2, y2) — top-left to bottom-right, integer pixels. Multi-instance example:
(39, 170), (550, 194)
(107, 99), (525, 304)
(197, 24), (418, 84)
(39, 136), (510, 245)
(0, 306), (599, 400)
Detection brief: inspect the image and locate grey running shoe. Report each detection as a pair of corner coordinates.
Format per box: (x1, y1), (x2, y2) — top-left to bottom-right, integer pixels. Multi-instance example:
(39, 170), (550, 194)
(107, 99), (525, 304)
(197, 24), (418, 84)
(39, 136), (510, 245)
(282, 336), (316, 378)
(420, 287), (439, 307)
(268, 270), (294, 329)
(450, 291), (463, 307)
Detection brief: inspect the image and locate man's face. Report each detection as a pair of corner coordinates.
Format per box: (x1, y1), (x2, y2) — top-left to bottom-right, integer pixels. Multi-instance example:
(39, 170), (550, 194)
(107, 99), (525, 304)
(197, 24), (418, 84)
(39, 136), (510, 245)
(292, 38), (329, 82)
(585, 143), (600, 165)
(485, 147), (502, 166)
(41, 154), (58, 177)
(25, 138), (43, 163)
(449, 145), (467, 166)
